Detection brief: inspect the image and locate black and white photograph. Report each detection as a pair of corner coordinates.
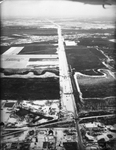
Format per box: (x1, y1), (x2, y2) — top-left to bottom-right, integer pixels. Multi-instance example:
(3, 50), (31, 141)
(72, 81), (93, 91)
(0, 0), (116, 150)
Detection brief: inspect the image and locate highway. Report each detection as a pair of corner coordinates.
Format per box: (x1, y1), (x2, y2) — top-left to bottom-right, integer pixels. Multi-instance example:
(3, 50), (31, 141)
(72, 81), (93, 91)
(55, 23), (84, 150)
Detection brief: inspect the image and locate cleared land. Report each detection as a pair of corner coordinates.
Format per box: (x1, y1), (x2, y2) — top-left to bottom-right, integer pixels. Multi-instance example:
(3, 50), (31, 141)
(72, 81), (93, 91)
(18, 45), (57, 54)
(65, 45), (105, 71)
(1, 77), (60, 100)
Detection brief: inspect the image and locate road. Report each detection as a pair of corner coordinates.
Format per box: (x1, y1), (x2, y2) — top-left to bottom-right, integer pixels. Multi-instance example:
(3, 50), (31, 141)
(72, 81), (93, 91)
(80, 114), (116, 121)
(55, 23), (84, 150)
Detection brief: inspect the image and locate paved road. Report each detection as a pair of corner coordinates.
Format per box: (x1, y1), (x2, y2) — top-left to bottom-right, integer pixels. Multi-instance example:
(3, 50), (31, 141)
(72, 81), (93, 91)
(80, 114), (116, 121)
(54, 22), (84, 150)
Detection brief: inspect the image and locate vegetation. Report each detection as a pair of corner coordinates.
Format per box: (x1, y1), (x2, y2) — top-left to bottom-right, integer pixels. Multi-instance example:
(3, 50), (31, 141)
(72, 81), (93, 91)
(1, 77), (60, 100)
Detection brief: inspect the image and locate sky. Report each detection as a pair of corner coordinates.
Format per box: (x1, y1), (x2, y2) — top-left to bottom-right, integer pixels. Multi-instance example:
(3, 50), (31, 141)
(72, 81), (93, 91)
(1, 0), (116, 19)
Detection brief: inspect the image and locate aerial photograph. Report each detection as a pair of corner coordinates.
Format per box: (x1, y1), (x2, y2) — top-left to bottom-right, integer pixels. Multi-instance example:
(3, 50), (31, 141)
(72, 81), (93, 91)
(0, 0), (116, 150)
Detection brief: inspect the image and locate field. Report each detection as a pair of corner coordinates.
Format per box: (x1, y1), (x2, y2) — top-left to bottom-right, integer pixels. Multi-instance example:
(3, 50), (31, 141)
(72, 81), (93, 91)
(18, 45), (57, 54)
(1, 26), (57, 36)
(79, 80), (115, 98)
(1, 77), (60, 100)
(65, 45), (106, 71)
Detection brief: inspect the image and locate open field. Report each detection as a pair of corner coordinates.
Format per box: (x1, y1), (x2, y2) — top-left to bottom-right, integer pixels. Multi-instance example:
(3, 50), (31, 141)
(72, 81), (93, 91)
(18, 45), (57, 54)
(1, 26), (57, 36)
(1, 44), (58, 53)
(78, 81), (115, 98)
(1, 77), (60, 100)
(65, 46), (105, 71)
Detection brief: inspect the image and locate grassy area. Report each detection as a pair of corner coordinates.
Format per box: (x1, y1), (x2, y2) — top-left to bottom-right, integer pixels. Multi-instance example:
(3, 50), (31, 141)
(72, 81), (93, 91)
(76, 69), (116, 98)
(18, 45), (57, 54)
(81, 97), (116, 112)
(79, 81), (115, 98)
(2, 26), (57, 36)
(65, 46), (105, 71)
(1, 77), (60, 100)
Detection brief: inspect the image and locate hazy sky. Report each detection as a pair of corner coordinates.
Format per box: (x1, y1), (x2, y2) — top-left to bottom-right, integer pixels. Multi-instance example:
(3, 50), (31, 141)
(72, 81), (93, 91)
(1, 0), (116, 19)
